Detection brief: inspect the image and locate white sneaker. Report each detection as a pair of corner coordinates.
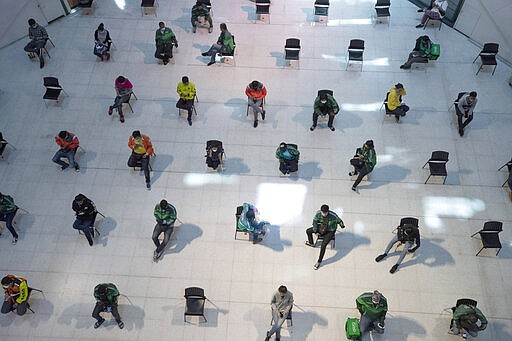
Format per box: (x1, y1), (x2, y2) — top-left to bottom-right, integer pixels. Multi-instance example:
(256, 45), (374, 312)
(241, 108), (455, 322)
(12, 238), (18, 245)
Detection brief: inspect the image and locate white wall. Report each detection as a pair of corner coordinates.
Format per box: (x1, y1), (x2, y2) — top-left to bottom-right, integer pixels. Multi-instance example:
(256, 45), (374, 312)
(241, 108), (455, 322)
(0, 0), (67, 49)
(454, 0), (512, 63)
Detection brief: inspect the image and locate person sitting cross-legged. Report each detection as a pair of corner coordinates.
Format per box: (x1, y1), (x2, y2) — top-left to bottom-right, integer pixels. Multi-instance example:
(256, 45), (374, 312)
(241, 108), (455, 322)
(416, 0), (448, 28)
(92, 283), (124, 329)
(176, 76), (196, 126)
(400, 35), (432, 69)
(127, 130), (154, 190)
(72, 194), (97, 246)
(52, 131), (80, 172)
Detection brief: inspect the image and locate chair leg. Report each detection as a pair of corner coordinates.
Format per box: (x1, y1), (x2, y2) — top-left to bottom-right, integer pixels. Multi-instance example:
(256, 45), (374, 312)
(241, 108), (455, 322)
(422, 161), (428, 169)
(443, 176), (447, 184)
(492, 65), (497, 76)
(470, 231), (479, 238)
(475, 247), (484, 256)
(476, 64), (483, 75)
(128, 103), (133, 113)
(503, 180), (508, 187)
(498, 164), (507, 171)
(496, 247), (501, 256)
(424, 175), (431, 184)
(472, 55), (479, 63)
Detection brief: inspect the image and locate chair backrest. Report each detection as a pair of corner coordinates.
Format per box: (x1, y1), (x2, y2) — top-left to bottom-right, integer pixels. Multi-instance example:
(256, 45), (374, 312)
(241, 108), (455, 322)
(481, 43), (499, 55)
(206, 140), (223, 151)
(429, 151), (449, 163)
(285, 38), (301, 60)
(285, 38), (301, 49)
(315, 0), (329, 5)
(348, 39), (365, 50)
(256, 0), (270, 14)
(43, 77), (61, 88)
(317, 89), (334, 97)
(375, 0), (390, 6)
(185, 287), (205, 298)
(287, 143), (298, 150)
(399, 217), (419, 228)
(141, 0), (155, 6)
(482, 221), (503, 232)
(455, 298), (477, 308)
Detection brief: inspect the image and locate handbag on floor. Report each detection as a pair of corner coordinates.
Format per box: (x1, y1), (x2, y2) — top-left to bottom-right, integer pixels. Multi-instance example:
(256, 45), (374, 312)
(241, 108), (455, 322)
(345, 317), (361, 340)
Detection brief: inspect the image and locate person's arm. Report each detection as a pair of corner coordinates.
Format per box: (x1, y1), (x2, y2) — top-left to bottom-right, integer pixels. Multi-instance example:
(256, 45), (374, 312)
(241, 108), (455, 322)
(270, 293), (278, 311)
(144, 136), (154, 156)
(313, 97), (321, 114)
(282, 293), (293, 314)
(330, 96), (339, 113)
(336, 216), (345, 228)
(476, 308), (488, 330)
(40, 26), (48, 40)
(467, 98), (477, 116)
(167, 205), (177, 224)
(312, 213), (321, 232)
(16, 280), (28, 304)
(260, 86), (267, 99)
(106, 30), (112, 42)
(69, 135), (79, 150)
(275, 148), (283, 161)
(128, 136), (134, 150)
(245, 86), (252, 98)
(456, 95), (467, 115)
(94, 30), (99, 43)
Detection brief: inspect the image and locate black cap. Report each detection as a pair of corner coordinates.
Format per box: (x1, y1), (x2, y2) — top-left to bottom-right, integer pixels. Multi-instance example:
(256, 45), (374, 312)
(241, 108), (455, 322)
(28, 18), (36, 26)
(132, 130), (141, 138)
(395, 83), (404, 89)
(182, 76), (189, 83)
(116, 75), (125, 83)
(320, 204), (329, 213)
(58, 131), (68, 139)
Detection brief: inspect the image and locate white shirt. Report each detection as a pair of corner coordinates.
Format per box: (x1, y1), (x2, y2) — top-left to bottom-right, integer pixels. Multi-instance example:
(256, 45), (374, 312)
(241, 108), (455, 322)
(432, 0), (448, 17)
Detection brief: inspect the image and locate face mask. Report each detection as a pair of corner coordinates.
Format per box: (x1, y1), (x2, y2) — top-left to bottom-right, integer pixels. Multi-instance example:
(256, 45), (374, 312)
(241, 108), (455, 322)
(321, 212), (328, 217)
(160, 28), (165, 33)
(320, 100), (327, 104)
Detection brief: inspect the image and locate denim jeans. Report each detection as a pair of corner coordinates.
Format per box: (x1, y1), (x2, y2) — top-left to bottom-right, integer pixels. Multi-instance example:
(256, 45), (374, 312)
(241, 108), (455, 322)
(112, 93), (131, 116)
(267, 308), (288, 338)
(384, 236), (413, 265)
(152, 223), (174, 253)
(0, 211), (18, 238)
(359, 314), (384, 334)
(1, 299), (27, 315)
(52, 148), (77, 168)
(206, 43), (222, 63)
(248, 97), (263, 120)
(73, 217), (94, 246)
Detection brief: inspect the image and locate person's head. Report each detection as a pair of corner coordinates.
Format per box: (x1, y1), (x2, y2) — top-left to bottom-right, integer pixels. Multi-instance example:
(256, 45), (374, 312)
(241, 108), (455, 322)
(116, 75), (125, 84)
(320, 204), (329, 217)
(371, 290), (382, 305)
(220, 23), (227, 31)
(98, 23), (104, 31)
(159, 22), (165, 29)
(132, 130), (141, 139)
(182, 76), (189, 84)
(467, 314), (478, 324)
(1, 276), (13, 289)
(279, 142), (287, 152)
(246, 209), (255, 221)
(469, 91), (477, 101)
(196, 1), (203, 8)
(278, 285), (288, 296)
(28, 18), (36, 27)
(319, 92), (328, 104)
(395, 83), (405, 94)
(58, 131), (68, 139)
(251, 80), (260, 90)
(74, 193), (86, 205)
(160, 199), (168, 210)
(97, 284), (108, 301)
(365, 140), (374, 149)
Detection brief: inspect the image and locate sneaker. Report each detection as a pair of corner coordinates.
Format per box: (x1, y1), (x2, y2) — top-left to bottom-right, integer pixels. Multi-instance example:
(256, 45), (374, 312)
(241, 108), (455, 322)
(252, 237), (263, 244)
(100, 55), (104, 61)
(261, 110), (266, 120)
(329, 126), (335, 131)
(118, 321), (124, 329)
(400, 64), (405, 69)
(313, 262), (320, 270)
(163, 60), (168, 65)
(375, 253), (387, 262)
(349, 172), (358, 176)
(351, 186), (357, 192)
(61, 164), (69, 171)
(12, 238), (17, 245)
(461, 332), (467, 339)
(415, 24), (424, 28)
(106, 53), (110, 61)
(395, 116), (400, 122)
(146, 182), (151, 190)
(305, 241), (315, 247)
(459, 129), (464, 137)
(310, 125), (316, 131)
(208, 26), (213, 33)
(390, 264), (398, 274)
(120, 115), (125, 123)
(201, 52), (209, 56)
(108, 106), (113, 115)
(188, 119), (192, 126)
(253, 120), (258, 128)
(74, 164), (80, 172)
(94, 318), (105, 329)
(417, 8), (424, 12)
(207, 61), (215, 66)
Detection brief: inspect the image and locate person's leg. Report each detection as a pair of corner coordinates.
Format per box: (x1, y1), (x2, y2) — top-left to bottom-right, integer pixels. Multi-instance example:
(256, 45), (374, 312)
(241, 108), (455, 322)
(451, 325), (460, 335)
(394, 241), (413, 266)
(462, 113), (473, 128)
(83, 225), (94, 246)
(383, 235), (399, 254)
(154, 44), (164, 60)
(24, 40), (38, 53)
(267, 309), (286, 338)
(5, 211), (18, 239)
(359, 314), (372, 333)
(156, 226), (174, 253)
(185, 99), (194, 121)
(112, 95), (123, 113)
(191, 17), (197, 31)
(352, 166), (369, 189)
(279, 162), (288, 175)
(152, 223), (163, 249)
(209, 45), (221, 63)
(455, 106), (464, 135)
(109, 303), (122, 323)
(311, 112), (319, 129)
(207, 15), (213, 29)
(317, 230), (335, 263)
(52, 149), (68, 168)
(16, 301), (27, 316)
(141, 156), (151, 183)
(467, 330), (478, 337)
(163, 43), (173, 60)
(400, 104), (410, 114)
(92, 301), (105, 322)
(64, 149), (78, 169)
(327, 112), (335, 129)
(127, 152), (141, 168)
(421, 10), (440, 24)
(306, 227), (315, 244)
(1, 300), (13, 313)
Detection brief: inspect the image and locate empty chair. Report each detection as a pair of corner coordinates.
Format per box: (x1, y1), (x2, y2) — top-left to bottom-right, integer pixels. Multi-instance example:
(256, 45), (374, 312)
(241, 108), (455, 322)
(471, 221), (503, 256)
(422, 151), (449, 168)
(346, 39), (365, 71)
(284, 38), (301, 67)
(314, 0), (329, 22)
(473, 43), (498, 75)
(141, 0), (158, 17)
(43, 77), (66, 107)
(423, 17), (442, 30)
(184, 287), (207, 323)
(256, 0), (271, 22)
(78, 0), (94, 14)
(374, 0), (390, 24)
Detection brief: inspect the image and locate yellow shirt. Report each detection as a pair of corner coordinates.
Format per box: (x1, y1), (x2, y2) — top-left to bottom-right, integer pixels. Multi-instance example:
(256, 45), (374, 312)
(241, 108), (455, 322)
(387, 88), (406, 111)
(133, 138), (146, 154)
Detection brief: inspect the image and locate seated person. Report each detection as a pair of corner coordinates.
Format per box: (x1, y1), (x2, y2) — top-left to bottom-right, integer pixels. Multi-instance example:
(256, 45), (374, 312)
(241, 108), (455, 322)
(155, 22), (178, 65)
(356, 290), (387, 335)
(92, 283), (124, 329)
(176, 76), (196, 126)
(375, 223), (420, 274)
(205, 141), (224, 170)
(1, 275), (28, 315)
(310, 91), (339, 131)
(127, 130), (154, 190)
(72, 194), (97, 246)
(191, 1), (213, 33)
(349, 140), (377, 191)
(201, 23), (234, 66)
(245, 80), (267, 128)
(152, 199), (177, 261)
(416, 0), (448, 28)
(400, 35), (432, 69)
(386, 83), (408, 122)
(455, 91), (477, 137)
(451, 303), (487, 338)
(237, 203), (269, 244)
(0, 192), (19, 244)
(23, 18), (48, 69)
(94, 23), (111, 61)
(275, 142), (299, 175)
(52, 131), (80, 172)
(108, 76), (133, 123)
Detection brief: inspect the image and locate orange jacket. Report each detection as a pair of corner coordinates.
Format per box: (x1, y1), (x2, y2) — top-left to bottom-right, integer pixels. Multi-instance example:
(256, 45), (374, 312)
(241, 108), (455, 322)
(128, 134), (154, 155)
(55, 132), (79, 150)
(245, 83), (267, 99)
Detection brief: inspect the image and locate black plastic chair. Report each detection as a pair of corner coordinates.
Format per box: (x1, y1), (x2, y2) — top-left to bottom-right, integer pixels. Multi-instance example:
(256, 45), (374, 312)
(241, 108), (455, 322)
(284, 38), (301, 66)
(43, 77), (67, 108)
(314, 0), (329, 16)
(471, 221), (503, 256)
(78, 0), (94, 14)
(374, 0), (390, 24)
(0, 132), (10, 160)
(270, 306), (293, 327)
(399, 217), (419, 228)
(184, 287), (207, 323)
(422, 151), (449, 168)
(141, 0), (158, 17)
(77, 210), (105, 237)
(121, 92), (138, 113)
(256, 0), (271, 15)
(346, 39), (365, 71)
(473, 43), (498, 75)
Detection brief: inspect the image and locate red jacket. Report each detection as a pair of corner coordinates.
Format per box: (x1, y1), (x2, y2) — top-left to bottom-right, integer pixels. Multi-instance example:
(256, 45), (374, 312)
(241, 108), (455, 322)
(245, 83), (267, 100)
(55, 132), (79, 151)
(128, 134), (154, 156)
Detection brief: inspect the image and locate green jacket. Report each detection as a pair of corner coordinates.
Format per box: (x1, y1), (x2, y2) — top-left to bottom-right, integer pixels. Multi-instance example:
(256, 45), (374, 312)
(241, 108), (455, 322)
(191, 4), (210, 20)
(154, 203), (177, 225)
(0, 195), (16, 214)
(314, 94), (339, 115)
(453, 304), (487, 331)
(155, 27), (177, 46)
(275, 145), (300, 162)
(217, 30), (234, 54)
(359, 144), (377, 172)
(94, 283), (119, 305)
(312, 210), (343, 233)
(356, 292), (387, 322)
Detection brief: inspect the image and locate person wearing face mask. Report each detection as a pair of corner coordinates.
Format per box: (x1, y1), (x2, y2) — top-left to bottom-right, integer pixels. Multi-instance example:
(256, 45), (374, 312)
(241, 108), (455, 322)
(94, 23), (112, 61)
(127, 130), (154, 190)
(375, 223), (420, 274)
(356, 290), (387, 335)
(349, 140), (377, 192)
(23, 18), (48, 69)
(455, 91), (477, 137)
(310, 91), (339, 131)
(275, 142), (300, 176)
(265, 286), (294, 341)
(152, 199), (177, 261)
(155, 22), (178, 65)
(305, 204), (345, 270)
(92, 283), (123, 329)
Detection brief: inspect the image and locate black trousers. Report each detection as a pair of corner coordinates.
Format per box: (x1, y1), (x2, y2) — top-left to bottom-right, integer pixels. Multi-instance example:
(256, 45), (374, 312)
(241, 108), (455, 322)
(1, 300), (27, 315)
(352, 164), (370, 188)
(312, 108), (335, 127)
(92, 301), (121, 323)
(155, 43), (173, 62)
(455, 106), (473, 133)
(389, 104), (409, 119)
(152, 223), (174, 253)
(306, 228), (335, 263)
(279, 160), (298, 175)
(176, 98), (194, 119)
(127, 152), (150, 183)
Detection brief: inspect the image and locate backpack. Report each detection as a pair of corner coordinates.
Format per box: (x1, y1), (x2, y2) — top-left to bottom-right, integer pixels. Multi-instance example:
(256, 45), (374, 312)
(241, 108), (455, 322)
(345, 317), (361, 340)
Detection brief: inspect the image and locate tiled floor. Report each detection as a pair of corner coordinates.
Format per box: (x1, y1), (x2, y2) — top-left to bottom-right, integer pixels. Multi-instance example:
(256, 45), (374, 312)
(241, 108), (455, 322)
(0, 0), (511, 340)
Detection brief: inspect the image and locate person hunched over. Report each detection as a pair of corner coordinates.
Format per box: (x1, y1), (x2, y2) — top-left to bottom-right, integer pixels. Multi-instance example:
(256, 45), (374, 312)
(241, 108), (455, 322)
(350, 140), (376, 192)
